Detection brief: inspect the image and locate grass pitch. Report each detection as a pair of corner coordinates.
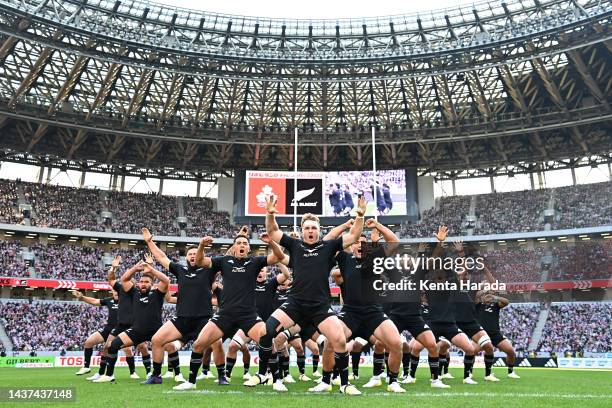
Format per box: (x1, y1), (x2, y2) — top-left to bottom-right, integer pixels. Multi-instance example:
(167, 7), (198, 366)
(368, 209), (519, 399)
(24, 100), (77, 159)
(0, 367), (610, 408)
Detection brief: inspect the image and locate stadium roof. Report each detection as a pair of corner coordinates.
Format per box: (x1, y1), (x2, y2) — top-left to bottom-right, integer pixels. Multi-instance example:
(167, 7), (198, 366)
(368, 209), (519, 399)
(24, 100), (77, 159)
(0, 0), (610, 178)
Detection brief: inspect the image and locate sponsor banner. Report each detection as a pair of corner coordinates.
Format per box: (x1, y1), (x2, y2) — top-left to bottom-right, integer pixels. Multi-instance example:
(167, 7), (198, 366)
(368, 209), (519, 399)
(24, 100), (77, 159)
(0, 356), (55, 368)
(557, 358), (612, 369)
(0, 277), (178, 293)
(55, 356), (141, 368)
(506, 280), (612, 291)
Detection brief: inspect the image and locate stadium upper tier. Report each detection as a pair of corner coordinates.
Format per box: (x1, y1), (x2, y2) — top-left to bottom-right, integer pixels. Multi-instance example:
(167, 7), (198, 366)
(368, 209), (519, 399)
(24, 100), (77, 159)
(0, 0), (609, 172)
(0, 179), (610, 236)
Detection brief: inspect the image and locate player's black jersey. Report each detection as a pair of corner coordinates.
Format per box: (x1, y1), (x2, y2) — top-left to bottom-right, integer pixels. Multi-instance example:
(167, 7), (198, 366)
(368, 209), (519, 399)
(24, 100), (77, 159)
(113, 281), (134, 325)
(453, 281), (478, 323)
(100, 297), (118, 326)
(476, 302), (501, 332)
(336, 251), (382, 311)
(130, 288), (165, 332)
(211, 255), (268, 314)
(420, 302), (430, 322)
(426, 289), (455, 323)
(274, 286), (289, 310)
(255, 277), (279, 318)
(169, 261), (215, 317)
(280, 234), (343, 307)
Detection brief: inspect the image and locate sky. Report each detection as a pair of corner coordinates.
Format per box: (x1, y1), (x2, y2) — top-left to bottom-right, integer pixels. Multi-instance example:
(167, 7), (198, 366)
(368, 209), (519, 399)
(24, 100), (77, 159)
(154, 0), (477, 19)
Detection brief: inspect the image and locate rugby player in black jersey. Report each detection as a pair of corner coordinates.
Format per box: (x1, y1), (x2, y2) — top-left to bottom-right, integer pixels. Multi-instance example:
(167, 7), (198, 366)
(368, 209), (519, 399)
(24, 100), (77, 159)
(88, 256), (143, 381)
(452, 241), (498, 382)
(73, 288), (118, 376)
(141, 228), (223, 385)
(174, 231), (286, 391)
(249, 195), (366, 396)
(95, 261), (169, 383)
(316, 218), (406, 393)
(476, 291), (520, 379)
(413, 234), (478, 386)
(224, 264), (291, 381)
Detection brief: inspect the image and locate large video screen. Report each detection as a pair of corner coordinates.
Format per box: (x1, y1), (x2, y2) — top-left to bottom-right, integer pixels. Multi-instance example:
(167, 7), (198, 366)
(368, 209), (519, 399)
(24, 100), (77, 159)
(245, 170), (406, 217)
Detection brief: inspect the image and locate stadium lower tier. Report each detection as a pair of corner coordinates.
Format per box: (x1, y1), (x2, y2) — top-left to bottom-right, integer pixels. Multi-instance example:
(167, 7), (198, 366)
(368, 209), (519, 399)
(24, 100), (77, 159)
(0, 300), (609, 354)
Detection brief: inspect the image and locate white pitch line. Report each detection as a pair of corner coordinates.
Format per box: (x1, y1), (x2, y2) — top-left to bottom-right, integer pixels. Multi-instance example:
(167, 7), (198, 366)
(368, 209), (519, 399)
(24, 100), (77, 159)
(162, 390), (612, 399)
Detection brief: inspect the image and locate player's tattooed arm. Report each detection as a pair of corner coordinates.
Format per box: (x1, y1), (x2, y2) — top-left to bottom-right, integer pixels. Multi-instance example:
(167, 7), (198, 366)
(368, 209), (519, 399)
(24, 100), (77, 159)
(264, 195), (283, 243)
(481, 259), (497, 284)
(323, 219), (354, 241)
(143, 263), (170, 294)
(260, 232), (286, 265)
(195, 236), (214, 268)
(276, 263), (291, 284)
(121, 261), (144, 292)
(330, 267), (343, 286)
(342, 196), (366, 248)
(107, 255), (121, 286)
(71, 290), (101, 306)
(142, 228), (171, 270)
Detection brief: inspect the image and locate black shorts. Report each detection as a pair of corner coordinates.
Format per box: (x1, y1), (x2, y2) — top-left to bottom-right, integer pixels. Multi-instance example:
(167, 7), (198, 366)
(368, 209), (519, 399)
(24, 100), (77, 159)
(338, 307), (388, 340)
(210, 310), (262, 338)
(124, 326), (160, 346)
(280, 299), (335, 329)
(299, 324), (319, 343)
(110, 323), (132, 337)
(488, 331), (508, 347)
(97, 325), (114, 341)
(429, 322), (463, 344)
(171, 315), (210, 342)
(457, 321), (484, 339)
(389, 313), (431, 338)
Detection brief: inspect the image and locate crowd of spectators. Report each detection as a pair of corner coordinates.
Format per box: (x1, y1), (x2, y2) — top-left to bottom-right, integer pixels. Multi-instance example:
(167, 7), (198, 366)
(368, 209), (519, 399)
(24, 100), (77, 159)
(400, 195), (471, 238)
(34, 244), (105, 281)
(24, 182), (104, 231)
(474, 189), (550, 235)
(0, 180), (21, 224)
(553, 181), (612, 229)
(6, 300), (610, 354)
(537, 303), (612, 353)
(183, 197), (233, 238)
(399, 181), (611, 237)
(499, 303), (540, 352)
(484, 247), (545, 283)
(0, 240), (30, 277)
(548, 241), (612, 281)
(0, 301), (107, 351)
(105, 191), (179, 235)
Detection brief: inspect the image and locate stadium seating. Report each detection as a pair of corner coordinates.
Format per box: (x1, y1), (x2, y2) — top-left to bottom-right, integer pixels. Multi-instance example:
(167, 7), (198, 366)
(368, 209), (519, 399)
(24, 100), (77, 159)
(2, 298), (611, 354)
(537, 303), (612, 353)
(1, 178), (610, 237)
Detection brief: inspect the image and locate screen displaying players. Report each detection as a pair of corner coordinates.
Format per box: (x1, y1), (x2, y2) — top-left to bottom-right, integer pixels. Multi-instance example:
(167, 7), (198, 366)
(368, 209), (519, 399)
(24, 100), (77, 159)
(245, 170), (406, 216)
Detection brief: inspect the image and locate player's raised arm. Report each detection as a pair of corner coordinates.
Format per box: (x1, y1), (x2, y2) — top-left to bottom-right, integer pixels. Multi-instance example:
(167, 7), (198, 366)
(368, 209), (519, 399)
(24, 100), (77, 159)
(341, 195), (366, 248)
(323, 219), (354, 241)
(330, 267), (343, 286)
(431, 225), (449, 258)
(107, 255), (121, 286)
(260, 233), (286, 265)
(276, 263), (291, 284)
(195, 236), (214, 268)
(121, 261), (144, 292)
(489, 293), (509, 308)
(71, 290), (101, 306)
(264, 195), (283, 243)
(142, 228), (171, 270)
(366, 218), (399, 243)
(143, 263), (170, 294)
(164, 291), (177, 304)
